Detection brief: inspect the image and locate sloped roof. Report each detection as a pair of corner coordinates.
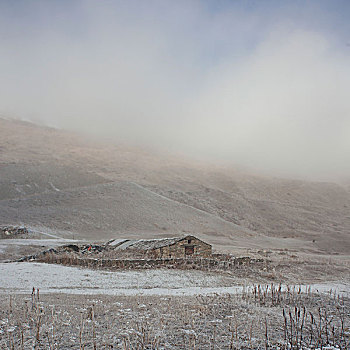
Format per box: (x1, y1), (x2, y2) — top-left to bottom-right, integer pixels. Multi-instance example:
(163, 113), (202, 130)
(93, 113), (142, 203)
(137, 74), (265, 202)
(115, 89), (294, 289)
(110, 236), (190, 251)
(108, 238), (128, 247)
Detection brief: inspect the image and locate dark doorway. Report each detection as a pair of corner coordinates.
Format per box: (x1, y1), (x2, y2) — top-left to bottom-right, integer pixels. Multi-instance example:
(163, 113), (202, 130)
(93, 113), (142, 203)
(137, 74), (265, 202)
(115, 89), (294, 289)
(185, 245), (194, 255)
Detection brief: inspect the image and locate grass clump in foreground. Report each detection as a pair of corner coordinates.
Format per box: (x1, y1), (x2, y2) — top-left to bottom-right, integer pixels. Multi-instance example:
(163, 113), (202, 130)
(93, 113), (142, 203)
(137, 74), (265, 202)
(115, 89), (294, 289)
(0, 285), (349, 349)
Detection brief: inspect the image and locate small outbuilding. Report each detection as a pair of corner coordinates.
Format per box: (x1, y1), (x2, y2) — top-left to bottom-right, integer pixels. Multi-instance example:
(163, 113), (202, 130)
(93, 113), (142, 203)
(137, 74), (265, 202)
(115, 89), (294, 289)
(108, 235), (212, 259)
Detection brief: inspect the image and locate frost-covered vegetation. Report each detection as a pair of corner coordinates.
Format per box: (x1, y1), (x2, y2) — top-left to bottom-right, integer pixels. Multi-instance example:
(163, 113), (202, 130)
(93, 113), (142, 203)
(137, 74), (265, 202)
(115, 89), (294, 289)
(0, 286), (348, 349)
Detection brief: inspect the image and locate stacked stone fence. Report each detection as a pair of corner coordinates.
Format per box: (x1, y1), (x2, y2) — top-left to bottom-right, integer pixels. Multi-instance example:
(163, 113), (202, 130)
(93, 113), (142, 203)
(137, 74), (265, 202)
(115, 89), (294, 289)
(31, 252), (266, 272)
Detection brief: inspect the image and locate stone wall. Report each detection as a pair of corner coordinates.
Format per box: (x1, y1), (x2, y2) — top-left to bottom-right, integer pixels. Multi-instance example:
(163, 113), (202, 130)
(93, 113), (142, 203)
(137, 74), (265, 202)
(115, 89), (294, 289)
(149, 236), (212, 259)
(36, 253), (265, 272)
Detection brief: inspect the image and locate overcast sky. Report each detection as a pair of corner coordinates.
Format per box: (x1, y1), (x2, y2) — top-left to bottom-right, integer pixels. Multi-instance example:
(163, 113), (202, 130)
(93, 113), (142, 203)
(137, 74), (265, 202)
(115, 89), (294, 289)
(0, 0), (349, 180)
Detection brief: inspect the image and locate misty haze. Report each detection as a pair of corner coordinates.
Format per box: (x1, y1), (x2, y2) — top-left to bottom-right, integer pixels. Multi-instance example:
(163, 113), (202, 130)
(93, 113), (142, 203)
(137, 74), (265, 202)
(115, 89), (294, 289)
(0, 1), (349, 349)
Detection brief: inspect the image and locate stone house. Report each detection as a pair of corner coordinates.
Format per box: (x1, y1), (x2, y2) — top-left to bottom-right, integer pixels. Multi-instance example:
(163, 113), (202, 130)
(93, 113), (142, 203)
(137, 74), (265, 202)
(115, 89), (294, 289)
(108, 235), (212, 258)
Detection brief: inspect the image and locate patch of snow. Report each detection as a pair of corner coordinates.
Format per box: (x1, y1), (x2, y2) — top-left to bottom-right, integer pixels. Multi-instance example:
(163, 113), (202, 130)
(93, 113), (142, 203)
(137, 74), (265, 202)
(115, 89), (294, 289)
(0, 262), (238, 296)
(49, 182), (60, 191)
(0, 238), (78, 246)
(0, 262), (348, 297)
(27, 229), (68, 239)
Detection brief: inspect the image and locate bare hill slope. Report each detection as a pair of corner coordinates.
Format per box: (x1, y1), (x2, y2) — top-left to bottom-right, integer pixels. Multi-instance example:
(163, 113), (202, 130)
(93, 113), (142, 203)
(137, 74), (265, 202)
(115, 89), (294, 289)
(0, 163), (108, 200)
(0, 181), (258, 248)
(0, 117), (349, 254)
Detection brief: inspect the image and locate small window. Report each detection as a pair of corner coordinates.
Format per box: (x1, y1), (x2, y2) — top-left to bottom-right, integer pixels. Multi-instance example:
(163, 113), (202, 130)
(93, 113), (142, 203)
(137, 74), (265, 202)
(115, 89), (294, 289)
(188, 239), (192, 244)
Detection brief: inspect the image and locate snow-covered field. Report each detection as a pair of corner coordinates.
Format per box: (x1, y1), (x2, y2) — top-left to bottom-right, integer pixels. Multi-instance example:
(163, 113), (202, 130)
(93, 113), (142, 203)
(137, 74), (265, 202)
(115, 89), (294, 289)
(0, 262), (349, 296)
(0, 262), (239, 295)
(0, 238), (78, 247)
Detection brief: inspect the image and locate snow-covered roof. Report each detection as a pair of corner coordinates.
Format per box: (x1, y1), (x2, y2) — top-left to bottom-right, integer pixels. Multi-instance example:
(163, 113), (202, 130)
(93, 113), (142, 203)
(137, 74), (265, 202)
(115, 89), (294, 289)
(108, 236), (200, 251)
(108, 239), (128, 247)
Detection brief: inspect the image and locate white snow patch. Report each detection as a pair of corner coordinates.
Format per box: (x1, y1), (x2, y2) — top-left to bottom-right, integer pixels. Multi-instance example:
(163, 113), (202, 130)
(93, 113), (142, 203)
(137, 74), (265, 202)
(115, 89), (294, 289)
(49, 182), (60, 191)
(0, 262), (348, 297)
(0, 262), (238, 296)
(0, 238), (78, 246)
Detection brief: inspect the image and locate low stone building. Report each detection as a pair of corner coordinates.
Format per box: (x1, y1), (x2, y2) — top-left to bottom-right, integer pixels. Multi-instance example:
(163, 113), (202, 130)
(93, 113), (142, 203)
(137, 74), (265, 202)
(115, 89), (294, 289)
(108, 235), (212, 258)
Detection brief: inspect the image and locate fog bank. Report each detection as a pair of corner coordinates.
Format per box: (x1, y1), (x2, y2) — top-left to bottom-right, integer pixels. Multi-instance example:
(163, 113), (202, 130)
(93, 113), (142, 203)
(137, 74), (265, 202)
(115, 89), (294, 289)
(0, 1), (349, 180)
